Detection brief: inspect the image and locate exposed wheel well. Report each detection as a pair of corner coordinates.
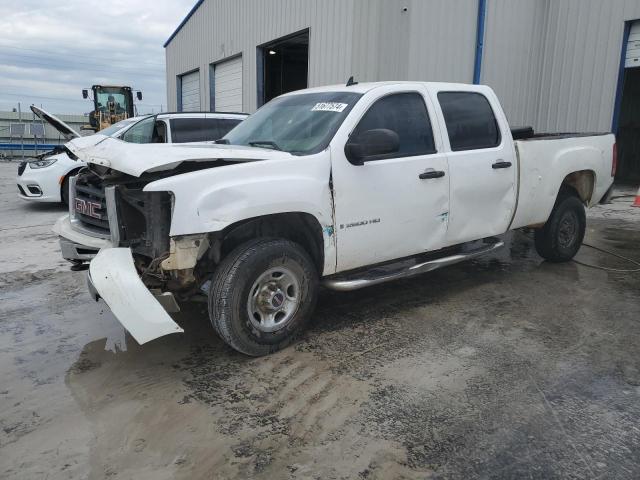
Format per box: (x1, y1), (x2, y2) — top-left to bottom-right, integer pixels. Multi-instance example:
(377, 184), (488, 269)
(212, 213), (325, 274)
(560, 170), (595, 204)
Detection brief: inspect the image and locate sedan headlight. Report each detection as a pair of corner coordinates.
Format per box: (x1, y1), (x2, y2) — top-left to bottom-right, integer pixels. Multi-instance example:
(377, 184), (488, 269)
(29, 158), (58, 169)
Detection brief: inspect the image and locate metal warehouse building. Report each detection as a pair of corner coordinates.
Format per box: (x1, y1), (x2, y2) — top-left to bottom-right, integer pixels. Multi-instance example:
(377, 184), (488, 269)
(164, 0), (640, 181)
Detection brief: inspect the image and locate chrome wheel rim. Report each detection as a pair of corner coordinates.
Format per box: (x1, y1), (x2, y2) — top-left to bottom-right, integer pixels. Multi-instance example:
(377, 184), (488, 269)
(247, 266), (300, 333)
(558, 210), (578, 248)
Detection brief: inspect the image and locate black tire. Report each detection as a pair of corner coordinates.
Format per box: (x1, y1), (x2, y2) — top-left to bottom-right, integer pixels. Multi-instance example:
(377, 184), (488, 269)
(61, 175), (70, 205)
(534, 191), (586, 262)
(208, 238), (318, 356)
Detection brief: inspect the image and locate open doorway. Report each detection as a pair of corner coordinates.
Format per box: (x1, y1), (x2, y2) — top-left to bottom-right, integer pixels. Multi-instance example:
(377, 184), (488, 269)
(617, 67), (640, 183)
(614, 20), (640, 184)
(257, 29), (309, 107)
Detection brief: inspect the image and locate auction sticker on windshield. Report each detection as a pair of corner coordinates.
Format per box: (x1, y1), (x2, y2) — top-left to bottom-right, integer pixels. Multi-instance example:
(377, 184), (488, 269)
(311, 102), (348, 113)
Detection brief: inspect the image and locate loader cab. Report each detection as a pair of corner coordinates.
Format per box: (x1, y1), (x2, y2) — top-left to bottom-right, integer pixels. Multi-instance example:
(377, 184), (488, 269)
(82, 85), (140, 133)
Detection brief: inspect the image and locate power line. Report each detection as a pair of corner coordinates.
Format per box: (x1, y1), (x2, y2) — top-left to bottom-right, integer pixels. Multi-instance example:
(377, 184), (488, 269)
(0, 57), (164, 79)
(0, 42), (165, 67)
(0, 92), (165, 107)
(0, 93), (87, 102)
(0, 51), (164, 70)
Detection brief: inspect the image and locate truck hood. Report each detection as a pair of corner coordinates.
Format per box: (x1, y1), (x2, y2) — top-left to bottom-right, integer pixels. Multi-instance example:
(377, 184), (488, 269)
(30, 105), (81, 140)
(66, 138), (295, 177)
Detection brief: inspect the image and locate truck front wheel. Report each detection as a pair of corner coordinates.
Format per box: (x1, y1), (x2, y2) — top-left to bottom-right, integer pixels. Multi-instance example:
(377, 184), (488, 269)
(534, 191), (586, 262)
(208, 238), (318, 356)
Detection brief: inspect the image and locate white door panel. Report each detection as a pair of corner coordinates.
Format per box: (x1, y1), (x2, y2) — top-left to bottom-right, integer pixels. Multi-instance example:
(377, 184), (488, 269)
(331, 155), (450, 271)
(180, 71), (200, 112)
(330, 87), (450, 272)
(430, 88), (517, 245)
(214, 56), (243, 112)
(445, 147), (516, 243)
(626, 21), (640, 68)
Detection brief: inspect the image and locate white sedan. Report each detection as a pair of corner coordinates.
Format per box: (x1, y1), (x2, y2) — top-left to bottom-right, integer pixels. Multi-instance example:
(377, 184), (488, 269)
(16, 113), (140, 204)
(16, 107), (247, 204)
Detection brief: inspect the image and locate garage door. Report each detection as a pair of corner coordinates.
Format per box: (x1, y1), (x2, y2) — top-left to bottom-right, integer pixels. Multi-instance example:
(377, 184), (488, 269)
(626, 21), (640, 68)
(214, 57), (242, 112)
(180, 70), (200, 111)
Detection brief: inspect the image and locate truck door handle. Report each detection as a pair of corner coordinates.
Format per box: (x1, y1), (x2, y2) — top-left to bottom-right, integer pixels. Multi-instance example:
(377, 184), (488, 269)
(492, 160), (512, 169)
(419, 170), (445, 179)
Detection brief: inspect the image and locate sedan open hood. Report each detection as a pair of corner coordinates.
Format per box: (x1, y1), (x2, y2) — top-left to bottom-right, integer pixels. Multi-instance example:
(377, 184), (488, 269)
(66, 137), (294, 177)
(30, 105), (81, 141)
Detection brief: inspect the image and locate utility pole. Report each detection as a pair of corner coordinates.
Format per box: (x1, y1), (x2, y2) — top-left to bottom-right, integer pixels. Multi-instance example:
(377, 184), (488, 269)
(18, 102), (24, 159)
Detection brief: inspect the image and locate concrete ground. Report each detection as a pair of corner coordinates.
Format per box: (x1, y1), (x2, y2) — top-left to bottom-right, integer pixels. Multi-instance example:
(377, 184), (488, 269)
(1, 159), (640, 479)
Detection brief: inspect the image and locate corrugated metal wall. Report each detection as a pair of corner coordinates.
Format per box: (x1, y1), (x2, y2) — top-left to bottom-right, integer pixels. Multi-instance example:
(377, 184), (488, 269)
(482, 0), (549, 127)
(165, 0), (478, 113)
(534, 0), (640, 132)
(483, 0), (640, 131)
(165, 0), (640, 132)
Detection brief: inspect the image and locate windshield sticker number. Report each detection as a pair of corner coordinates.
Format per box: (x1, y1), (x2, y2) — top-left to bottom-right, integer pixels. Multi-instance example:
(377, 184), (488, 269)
(311, 102), (348, 113)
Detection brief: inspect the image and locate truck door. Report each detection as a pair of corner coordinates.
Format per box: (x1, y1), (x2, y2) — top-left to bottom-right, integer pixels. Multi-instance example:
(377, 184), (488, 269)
(330, 88), (450, 272)
(433, 90), (517, 246)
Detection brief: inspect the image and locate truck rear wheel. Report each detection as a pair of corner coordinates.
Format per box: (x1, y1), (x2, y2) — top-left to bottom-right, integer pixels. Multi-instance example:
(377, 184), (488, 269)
(208, 238), (318, 356)
(534, 191), (586, 262)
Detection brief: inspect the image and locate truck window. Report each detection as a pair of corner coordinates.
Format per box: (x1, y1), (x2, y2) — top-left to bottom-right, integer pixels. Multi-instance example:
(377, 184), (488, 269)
(170, 118), (242, 143)
(351, 92), (436, 159)
(121, 116), (155, 143)
(437, 92), (501, 151)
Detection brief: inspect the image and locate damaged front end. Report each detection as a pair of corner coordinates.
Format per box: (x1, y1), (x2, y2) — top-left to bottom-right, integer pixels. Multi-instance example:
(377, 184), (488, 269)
(84, 166), (215, 344)
(103, 168), (217, 294)
(74, 141), (314, 345)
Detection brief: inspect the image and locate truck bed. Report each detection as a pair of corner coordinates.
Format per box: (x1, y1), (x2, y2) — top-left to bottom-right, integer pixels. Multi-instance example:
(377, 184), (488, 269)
(510, 132), (615, 229)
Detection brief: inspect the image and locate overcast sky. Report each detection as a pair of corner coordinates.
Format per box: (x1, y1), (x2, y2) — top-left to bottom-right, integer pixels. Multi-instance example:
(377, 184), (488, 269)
(1, 0), (195, 115)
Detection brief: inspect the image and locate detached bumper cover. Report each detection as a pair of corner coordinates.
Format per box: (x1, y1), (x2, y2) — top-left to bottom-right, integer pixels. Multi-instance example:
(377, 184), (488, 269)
(88, 248), (184, 344)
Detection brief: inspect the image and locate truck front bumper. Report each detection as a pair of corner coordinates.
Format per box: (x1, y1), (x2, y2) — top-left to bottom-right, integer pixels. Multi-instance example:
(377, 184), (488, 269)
(88, 248), (183, 344)
(53, 214), (112, 262)
(60, 237), (100, 262)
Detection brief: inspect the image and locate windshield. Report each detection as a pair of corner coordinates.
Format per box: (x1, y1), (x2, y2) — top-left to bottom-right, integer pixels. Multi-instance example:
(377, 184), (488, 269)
(224, 91), (362, 155)
(99, 118), (141, 137)
(95, 87), (130, 115)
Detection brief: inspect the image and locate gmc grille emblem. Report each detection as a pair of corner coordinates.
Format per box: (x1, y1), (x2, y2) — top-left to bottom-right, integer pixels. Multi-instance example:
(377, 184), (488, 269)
(74, 198), (102, 219)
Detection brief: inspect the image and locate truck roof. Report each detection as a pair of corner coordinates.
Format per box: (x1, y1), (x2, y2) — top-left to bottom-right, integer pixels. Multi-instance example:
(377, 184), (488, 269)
(284, 81), (490, 96)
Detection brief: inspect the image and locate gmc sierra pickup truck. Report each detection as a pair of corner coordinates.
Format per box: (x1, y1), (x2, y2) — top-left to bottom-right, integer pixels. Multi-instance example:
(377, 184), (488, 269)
(65, 81), (615, 356)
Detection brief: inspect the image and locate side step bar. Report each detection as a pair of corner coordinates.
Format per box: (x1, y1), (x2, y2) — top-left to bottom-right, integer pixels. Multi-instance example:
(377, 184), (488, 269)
(323, 239), (505, 291)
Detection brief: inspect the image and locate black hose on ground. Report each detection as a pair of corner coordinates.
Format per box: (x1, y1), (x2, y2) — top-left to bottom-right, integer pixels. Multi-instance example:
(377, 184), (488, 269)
(573, 243), (640, 273)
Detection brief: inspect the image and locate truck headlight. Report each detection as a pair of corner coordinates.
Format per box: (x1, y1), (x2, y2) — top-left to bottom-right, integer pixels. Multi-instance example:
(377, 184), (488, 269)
(29, 158), (58, 169)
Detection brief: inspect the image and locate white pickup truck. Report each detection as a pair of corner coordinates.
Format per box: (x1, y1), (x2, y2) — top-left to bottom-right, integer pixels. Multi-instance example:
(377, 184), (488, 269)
(70, 81), (615, 356)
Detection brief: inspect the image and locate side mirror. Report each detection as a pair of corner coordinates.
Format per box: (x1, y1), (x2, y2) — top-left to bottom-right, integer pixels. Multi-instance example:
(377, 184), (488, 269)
(136, 91), (143, 101)
(82, 89), (88, 99)
(344, 128), (400, 165)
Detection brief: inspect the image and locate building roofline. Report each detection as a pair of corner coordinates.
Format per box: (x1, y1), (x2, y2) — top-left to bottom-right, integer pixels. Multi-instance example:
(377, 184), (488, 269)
(163, 0), (205, 48)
